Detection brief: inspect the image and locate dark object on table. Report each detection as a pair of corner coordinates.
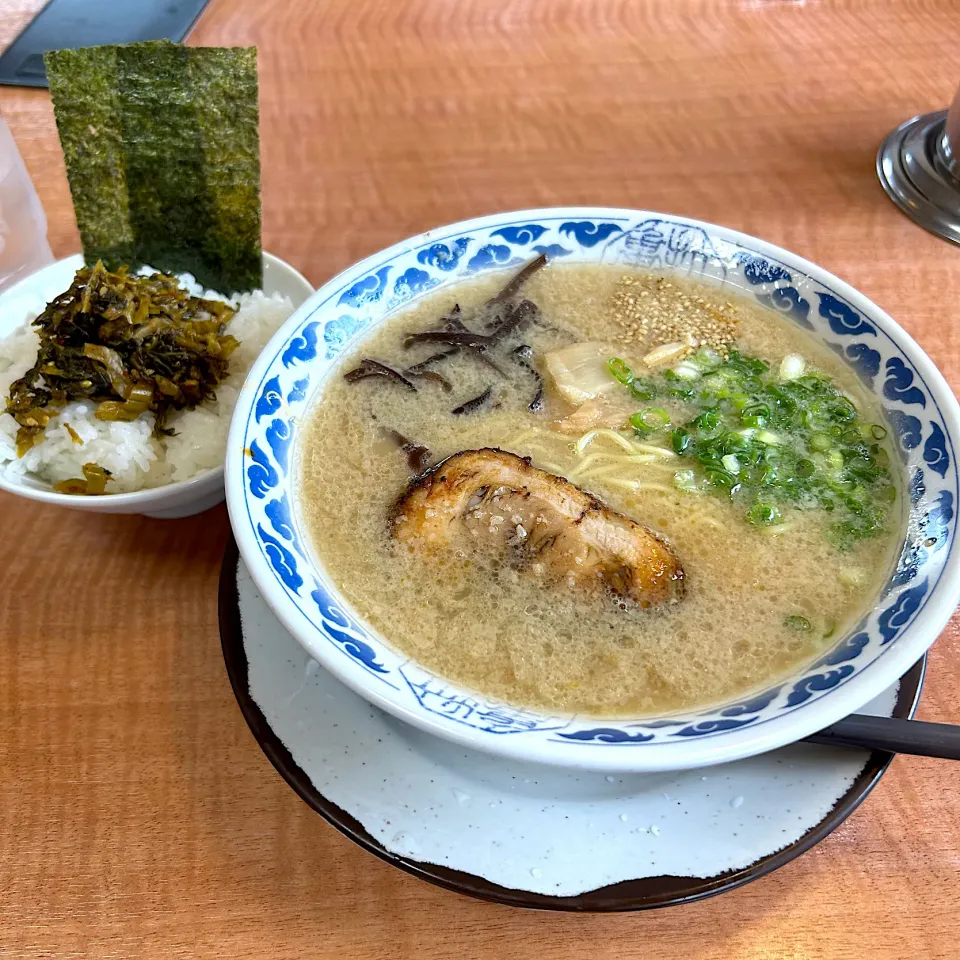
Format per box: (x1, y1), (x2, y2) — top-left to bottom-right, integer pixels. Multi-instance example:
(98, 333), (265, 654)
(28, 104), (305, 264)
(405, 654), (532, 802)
(0, 0), (211, 89)
(877, 84), (960, 246)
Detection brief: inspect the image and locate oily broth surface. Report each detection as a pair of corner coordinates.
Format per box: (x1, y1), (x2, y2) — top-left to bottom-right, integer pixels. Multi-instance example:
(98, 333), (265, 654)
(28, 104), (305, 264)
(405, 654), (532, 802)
(299, 265), (899, 716)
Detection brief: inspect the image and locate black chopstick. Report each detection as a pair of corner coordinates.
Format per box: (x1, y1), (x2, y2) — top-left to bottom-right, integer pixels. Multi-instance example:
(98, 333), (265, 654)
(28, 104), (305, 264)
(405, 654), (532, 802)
(804, 714), (960, 760)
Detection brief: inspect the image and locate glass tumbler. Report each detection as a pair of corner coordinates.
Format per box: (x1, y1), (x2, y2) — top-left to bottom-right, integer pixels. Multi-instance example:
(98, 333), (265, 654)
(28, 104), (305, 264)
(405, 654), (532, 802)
(0, 113), (54, 295)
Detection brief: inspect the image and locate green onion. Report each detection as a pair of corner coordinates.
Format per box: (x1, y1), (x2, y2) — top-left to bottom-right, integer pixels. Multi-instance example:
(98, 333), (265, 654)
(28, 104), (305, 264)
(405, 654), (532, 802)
(606, 344), (895, 549)
(690, 346), (722, 370)
(629, 378), (657, 401)
(607, 357), (634, 385)
(674, 469), (700, 493)
(784, 614), (812, 632)
(705, 467), (736, 491)
(633, 407), (671, 430)
(747, 503), (782, 525)
(629, 412), (651, 434)
(691, 408), (721, 434)
(740, 402), (771, 428)
(672, 361), (700, 380)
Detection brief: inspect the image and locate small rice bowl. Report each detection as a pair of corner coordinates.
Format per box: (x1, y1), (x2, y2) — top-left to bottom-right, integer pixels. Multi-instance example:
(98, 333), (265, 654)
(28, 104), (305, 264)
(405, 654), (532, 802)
(0, 275), (294, 493)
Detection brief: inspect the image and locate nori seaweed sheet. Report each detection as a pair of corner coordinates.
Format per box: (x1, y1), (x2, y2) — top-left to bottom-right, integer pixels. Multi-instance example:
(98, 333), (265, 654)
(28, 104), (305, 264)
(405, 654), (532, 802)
(45, 45), (135, 267)
(45, 41), (261, 294)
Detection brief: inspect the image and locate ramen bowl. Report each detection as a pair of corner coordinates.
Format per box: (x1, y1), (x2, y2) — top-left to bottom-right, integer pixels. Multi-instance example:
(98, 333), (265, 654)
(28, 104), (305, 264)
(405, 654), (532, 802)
(225, 208), (960, 773)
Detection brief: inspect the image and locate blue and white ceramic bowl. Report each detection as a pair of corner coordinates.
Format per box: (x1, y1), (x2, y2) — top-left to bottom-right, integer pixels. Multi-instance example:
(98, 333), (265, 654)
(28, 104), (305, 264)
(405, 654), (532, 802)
(225, 208), (960, 773)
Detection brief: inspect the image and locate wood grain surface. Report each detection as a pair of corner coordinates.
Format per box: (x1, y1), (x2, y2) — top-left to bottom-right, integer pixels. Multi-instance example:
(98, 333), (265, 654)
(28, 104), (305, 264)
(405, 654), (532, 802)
(2, 1), (959, 957)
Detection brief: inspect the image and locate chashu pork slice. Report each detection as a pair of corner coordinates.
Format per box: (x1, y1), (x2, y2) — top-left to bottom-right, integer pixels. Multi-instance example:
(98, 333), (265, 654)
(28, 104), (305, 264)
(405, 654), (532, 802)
(391, 448), (684, 607)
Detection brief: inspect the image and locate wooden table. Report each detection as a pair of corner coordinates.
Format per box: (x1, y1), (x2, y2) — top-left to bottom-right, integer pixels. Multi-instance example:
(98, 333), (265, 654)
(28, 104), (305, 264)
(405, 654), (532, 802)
(2, 1), (959, 956)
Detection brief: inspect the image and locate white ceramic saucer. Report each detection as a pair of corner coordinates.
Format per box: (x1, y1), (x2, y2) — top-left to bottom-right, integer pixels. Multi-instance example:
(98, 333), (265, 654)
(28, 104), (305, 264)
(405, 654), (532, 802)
(219, 540), (924, 911)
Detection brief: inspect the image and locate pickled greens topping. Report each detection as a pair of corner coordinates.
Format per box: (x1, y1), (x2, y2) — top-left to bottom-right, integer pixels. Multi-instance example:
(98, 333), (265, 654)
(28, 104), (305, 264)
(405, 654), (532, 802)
(5, 262), (237, 457)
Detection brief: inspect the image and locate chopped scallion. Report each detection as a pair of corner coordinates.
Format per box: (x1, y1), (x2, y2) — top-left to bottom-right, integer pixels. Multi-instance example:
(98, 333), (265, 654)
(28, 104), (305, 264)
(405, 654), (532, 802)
(672, 361), (700, 380)
(607, 357), (634, 385)
(674, 469), (700, 493)
(747, 503), (782, 525)
(609, 344), (895, 547)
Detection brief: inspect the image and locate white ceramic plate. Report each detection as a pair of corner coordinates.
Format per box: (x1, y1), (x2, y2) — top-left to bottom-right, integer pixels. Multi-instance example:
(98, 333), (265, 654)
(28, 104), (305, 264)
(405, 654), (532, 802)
(221, 545), (925, 909)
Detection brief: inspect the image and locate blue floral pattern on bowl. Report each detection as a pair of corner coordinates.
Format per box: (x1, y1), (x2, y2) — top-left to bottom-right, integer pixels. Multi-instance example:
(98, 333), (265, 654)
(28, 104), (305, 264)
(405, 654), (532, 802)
(232, 210), (958, 763)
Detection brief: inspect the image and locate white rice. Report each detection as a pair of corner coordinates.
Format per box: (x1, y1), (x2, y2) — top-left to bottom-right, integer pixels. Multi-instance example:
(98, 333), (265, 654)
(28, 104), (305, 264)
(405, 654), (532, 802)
(0, 272), (295, 493)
